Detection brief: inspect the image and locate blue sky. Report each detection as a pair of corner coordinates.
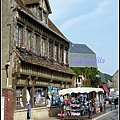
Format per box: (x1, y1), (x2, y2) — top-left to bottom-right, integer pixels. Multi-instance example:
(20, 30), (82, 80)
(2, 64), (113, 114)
(49, 0), (119, 76)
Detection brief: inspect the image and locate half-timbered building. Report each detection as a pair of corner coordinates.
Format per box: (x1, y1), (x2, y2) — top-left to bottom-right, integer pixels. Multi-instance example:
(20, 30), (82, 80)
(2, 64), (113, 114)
(2, 0), (75, 119)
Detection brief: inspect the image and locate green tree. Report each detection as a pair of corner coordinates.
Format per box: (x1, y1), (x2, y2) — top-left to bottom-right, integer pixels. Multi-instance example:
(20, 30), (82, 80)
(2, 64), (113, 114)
(71, 67), (102, 87)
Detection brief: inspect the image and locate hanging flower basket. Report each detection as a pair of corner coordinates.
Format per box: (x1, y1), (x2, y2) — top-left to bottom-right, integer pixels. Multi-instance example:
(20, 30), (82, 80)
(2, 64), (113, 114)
(50, 58), (55, 62)
(27, 48), (33, 55)
(16, 46), (26, 53)
(61, 62), (64, 66)
(65, 63), (69, 67)
(27, 50), (33, 55)
(42, 56), (47, 60)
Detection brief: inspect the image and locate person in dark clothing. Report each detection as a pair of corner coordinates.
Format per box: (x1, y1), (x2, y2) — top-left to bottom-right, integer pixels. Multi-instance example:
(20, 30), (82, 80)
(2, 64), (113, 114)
(114, 97), (118, 109)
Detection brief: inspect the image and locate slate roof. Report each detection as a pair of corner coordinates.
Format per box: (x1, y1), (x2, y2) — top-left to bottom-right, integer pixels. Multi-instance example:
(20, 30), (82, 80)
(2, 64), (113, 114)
(68, 44), (97, 68)
(48, 19), (67, 39)
(69, 44), (95, 54)
(14, 48), (75, 75)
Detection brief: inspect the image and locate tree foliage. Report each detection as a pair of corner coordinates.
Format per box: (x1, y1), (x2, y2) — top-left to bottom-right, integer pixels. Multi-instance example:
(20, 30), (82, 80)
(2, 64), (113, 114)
(71, 67), (102, 87)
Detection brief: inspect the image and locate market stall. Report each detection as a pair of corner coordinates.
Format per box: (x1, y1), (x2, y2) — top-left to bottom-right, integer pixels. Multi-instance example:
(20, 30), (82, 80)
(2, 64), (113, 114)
(58, 87), (106, 120)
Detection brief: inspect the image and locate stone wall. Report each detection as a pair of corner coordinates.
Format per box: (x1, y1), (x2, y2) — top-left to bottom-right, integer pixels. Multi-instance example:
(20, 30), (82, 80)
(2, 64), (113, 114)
(30, 107), (49, 119)
(49, 106), (62, 117)
(14, 109), (28, 120)
(14, 106), (62, 120)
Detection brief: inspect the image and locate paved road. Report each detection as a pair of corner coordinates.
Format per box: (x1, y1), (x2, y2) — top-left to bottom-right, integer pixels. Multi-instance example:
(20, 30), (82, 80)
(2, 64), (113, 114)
(105, 104), (118, 113)
(92, 109), (118, 120)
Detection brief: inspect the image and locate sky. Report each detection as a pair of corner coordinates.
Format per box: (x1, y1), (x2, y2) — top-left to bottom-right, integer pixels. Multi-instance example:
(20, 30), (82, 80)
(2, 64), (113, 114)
(49, 0), (119, 76)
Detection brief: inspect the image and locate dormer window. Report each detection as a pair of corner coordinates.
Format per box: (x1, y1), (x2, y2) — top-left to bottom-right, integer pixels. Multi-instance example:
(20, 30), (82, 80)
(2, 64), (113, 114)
(37, 8), (41, 21)
(32, 5), (35, 14)
(42, 11), (47, 24)
(24, 0), (51, 24)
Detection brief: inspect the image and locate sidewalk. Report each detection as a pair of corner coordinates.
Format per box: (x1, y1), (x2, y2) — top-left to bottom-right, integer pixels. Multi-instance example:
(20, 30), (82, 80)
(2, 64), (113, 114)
(36, 104), (119, 120)
(38, 117), (60, 120)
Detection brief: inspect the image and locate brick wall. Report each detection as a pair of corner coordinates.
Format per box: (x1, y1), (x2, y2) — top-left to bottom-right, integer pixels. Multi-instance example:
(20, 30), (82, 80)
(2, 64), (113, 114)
(2, 88), (14, 120)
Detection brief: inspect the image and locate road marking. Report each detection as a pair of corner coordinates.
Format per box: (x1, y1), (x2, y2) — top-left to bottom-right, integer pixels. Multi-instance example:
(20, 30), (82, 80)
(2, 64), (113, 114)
(92, 109), (118, 120)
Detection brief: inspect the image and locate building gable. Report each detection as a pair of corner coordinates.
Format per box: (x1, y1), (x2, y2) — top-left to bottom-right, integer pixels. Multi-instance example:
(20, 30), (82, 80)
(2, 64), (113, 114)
(43, 0), (48, 12)
(68, 44), (97, 68)
(23, 0), (52, 13)
(69, 44), (95, 54)
(14, 0), (68, 42)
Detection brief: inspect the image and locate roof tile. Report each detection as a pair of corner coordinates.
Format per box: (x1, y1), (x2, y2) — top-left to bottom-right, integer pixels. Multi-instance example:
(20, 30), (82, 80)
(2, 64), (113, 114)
(14, 48), (75, 75)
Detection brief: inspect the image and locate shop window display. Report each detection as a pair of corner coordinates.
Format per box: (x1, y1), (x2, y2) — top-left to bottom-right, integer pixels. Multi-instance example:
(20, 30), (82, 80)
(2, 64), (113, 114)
(34, 88), (46, 105)
(47, 86), (60, 106)
(16, 88), (24, 107)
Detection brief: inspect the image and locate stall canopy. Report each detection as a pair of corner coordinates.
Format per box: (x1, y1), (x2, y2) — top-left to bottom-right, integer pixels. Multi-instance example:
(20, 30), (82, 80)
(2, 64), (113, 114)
(59, 87), (104, 95)
(98, 84), (109, 93)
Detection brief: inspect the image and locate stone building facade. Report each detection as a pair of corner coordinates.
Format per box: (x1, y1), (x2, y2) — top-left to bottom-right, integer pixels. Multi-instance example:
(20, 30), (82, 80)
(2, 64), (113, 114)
(112, 70), (119, 91)
(2, 0), (75, 119)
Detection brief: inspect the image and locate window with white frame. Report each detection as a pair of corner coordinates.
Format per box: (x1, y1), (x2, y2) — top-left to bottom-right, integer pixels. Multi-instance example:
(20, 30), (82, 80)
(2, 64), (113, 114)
(64, 49), (67, 64)
(16, 24), (23, 47)
(48, 41), (53, 59)
(25, 29), (31, 51)
(34, 87), (46, 105)
(16, 88), (24, 107)
(40, 37), (47, 56)
(33, 34), (38, 54)
(59, 46), (63, 63)
(54, 44), (58, 61)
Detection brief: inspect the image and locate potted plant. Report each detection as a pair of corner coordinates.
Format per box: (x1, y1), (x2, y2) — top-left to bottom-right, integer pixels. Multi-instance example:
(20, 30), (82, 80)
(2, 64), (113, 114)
(50, 57), (55, 62)
(27, 47), (33, 55)
(17, 45), (26, 53)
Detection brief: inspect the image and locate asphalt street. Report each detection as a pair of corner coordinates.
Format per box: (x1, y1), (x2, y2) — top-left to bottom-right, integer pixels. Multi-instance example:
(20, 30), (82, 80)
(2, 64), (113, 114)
(92, 109), (118, 120)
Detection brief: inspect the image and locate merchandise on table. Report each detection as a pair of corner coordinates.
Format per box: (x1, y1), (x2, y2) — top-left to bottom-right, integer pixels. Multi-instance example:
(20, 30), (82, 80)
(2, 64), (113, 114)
(47, 86), (61, 106)
(57, 88), (104, 119)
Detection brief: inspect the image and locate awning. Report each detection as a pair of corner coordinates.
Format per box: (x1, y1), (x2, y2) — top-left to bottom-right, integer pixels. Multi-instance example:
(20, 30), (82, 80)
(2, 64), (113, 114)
(98, 84), (109, 93)
(59, 87), (104, 95)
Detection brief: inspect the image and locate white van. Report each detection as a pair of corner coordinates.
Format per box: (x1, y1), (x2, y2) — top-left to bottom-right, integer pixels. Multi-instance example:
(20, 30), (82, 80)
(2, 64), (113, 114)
(110, 91), (119, 100)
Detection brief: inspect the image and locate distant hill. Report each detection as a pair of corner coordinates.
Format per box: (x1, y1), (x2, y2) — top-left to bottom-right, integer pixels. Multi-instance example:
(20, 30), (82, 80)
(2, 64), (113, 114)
(103, 73), (112, 82)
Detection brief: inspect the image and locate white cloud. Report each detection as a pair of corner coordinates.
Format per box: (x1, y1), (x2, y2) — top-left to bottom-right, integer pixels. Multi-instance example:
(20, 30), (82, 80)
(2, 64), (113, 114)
(49, 0), (85, 21)
(49, 0), (118, 76)
(60, 0), (117, 32)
